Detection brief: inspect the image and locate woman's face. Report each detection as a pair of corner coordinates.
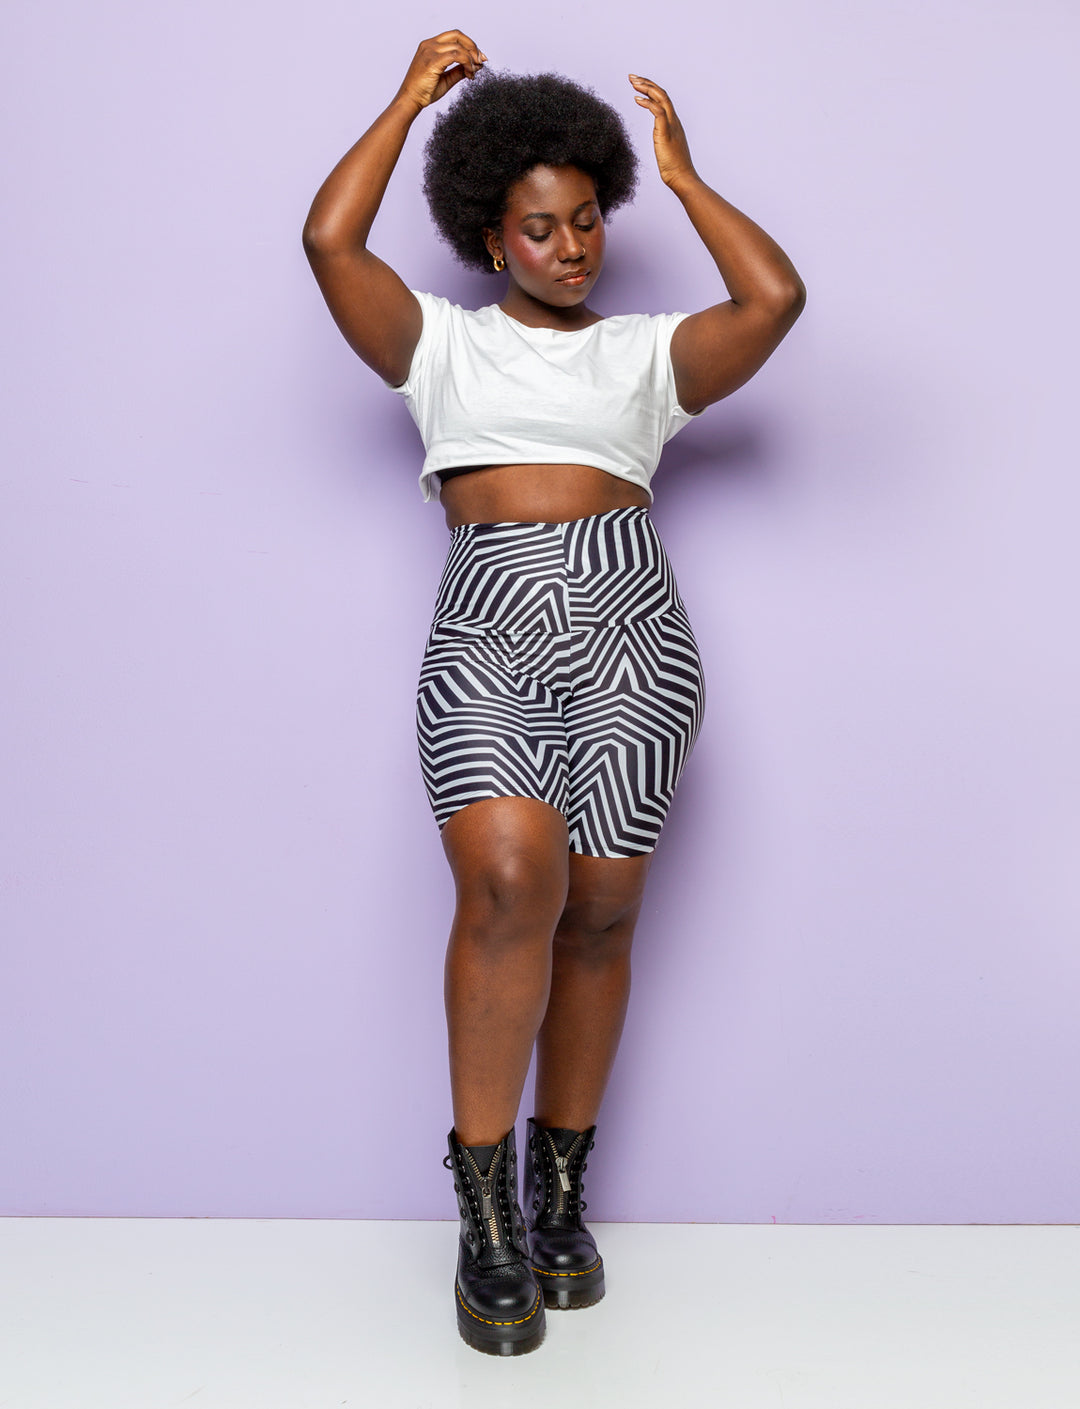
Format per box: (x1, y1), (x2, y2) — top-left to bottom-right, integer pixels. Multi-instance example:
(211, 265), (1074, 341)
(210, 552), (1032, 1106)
(484, 164), (605, 307)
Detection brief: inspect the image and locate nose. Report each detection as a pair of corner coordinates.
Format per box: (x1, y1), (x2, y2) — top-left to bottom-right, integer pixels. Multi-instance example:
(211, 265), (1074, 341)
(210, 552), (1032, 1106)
(557, 227), (586, 262)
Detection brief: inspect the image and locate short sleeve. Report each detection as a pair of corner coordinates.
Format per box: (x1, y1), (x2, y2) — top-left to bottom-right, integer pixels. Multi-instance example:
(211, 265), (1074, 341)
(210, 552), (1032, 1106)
(654, 312), (705, 439)
(382, 290), (452, 397)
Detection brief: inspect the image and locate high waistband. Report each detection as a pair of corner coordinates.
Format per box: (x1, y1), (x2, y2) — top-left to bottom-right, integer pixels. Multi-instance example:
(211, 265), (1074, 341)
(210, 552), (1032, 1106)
(430, 506), (683, 638)
(449, 505), (651, 540)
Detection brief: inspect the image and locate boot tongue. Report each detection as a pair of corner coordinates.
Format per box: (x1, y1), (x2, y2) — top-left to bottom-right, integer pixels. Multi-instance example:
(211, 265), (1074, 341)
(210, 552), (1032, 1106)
(545, 1126), (586, 1158)
(464, 1142), (499, 1176)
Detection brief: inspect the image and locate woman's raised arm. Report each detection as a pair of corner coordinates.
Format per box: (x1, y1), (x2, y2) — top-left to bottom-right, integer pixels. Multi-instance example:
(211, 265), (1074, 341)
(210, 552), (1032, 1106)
(302, 32), (486, 386)
(628, 74), (806, 415)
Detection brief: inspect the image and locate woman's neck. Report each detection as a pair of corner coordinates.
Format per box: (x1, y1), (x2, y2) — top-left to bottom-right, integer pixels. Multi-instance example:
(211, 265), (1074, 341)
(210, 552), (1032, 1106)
(497, 286), (604, 331)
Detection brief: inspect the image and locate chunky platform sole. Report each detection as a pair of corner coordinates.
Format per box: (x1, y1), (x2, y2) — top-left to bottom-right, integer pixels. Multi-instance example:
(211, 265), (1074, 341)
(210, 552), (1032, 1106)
(454, 1280), (546, 1356)
(533, 1258), (605, 1310)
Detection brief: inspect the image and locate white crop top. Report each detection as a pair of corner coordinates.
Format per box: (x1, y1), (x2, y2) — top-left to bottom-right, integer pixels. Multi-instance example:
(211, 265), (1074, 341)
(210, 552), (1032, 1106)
(385, 289), (702, 502)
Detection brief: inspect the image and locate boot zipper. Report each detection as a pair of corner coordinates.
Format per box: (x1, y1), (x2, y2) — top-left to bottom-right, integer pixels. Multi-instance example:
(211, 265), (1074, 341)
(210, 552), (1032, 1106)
(462, 1145), (502, 1248)
(546, 1131), (584, 1218)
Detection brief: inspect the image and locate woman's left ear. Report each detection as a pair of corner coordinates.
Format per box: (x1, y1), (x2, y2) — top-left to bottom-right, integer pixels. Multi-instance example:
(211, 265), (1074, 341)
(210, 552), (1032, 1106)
(482, 228), (506, 273)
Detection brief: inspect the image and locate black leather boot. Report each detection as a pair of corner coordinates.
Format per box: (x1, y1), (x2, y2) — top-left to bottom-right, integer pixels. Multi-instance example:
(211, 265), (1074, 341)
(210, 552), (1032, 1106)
(524, 1117), (605, 1309)
(443, 1125), (546, 1355)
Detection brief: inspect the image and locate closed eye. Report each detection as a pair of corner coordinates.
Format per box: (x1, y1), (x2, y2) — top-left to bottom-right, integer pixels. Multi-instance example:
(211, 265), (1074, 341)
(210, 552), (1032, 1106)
(526, 220), (598, 243)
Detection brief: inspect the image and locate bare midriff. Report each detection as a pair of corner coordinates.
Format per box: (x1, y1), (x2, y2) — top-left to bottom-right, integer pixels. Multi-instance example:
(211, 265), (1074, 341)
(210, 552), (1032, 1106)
(438, 463), (650, 528)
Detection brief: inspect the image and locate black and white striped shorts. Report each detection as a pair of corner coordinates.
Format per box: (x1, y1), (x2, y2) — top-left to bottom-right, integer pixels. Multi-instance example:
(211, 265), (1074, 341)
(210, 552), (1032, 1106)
(416, 506), (706, 858)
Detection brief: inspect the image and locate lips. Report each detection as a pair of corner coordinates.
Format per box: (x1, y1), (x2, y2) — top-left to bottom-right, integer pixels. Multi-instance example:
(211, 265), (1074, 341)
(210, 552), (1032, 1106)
(556, 269), (590, 284)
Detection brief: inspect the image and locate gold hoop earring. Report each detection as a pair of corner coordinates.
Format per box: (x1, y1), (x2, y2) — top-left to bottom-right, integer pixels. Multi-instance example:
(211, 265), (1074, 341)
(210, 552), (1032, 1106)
(492, 255), (506, 273)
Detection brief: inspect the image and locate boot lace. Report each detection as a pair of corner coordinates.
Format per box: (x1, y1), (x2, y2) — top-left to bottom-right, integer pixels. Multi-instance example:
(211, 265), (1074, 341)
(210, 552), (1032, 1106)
(570, 1151), (589, 1216)
(443, 1150), (484, 1238)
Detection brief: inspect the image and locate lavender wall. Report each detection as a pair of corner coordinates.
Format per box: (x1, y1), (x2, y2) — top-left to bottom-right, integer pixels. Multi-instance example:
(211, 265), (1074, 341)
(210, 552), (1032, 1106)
(3, 0), (1078, 1222)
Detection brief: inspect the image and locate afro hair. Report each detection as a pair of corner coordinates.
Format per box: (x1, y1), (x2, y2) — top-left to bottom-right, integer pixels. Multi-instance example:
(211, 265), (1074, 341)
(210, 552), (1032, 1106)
(421, 70), (639, 273)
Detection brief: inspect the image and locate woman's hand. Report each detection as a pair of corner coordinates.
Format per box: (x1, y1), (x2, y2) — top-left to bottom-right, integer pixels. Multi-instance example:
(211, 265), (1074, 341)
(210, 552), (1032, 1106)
(396, 31), (487, 114)
(628, 74), (696, 189)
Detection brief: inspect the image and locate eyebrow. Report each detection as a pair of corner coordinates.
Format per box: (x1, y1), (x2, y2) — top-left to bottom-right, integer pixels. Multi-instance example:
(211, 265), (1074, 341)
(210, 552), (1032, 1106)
(519, 201), (598, 222)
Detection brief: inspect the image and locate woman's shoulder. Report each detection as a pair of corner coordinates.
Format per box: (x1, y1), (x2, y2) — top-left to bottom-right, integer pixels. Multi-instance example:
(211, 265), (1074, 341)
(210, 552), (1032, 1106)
(584, 310), (693, 348)
(582, 309), (690, 332)
(409, 289), (497, 315)
(605, 308), (691, 326)
(408, 290), (506, 335)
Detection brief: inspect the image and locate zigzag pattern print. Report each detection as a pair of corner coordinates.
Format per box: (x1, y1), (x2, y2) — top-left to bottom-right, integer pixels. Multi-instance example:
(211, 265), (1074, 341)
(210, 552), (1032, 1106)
(416, 507), (705, 858)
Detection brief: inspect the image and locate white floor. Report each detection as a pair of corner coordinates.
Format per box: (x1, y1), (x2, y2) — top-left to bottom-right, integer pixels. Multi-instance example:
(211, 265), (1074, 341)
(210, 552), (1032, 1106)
(1, 1219), (1077, 1408)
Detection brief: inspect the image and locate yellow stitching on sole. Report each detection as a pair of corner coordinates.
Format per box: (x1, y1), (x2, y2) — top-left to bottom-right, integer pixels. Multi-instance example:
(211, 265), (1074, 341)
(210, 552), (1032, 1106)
(455, 1282), (543, 1327)
(531, 1256), (602, 1278)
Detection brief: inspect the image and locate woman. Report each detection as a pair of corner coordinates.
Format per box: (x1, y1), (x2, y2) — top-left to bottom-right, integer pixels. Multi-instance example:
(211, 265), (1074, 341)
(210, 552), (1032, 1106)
(303, 31), (804, 1356)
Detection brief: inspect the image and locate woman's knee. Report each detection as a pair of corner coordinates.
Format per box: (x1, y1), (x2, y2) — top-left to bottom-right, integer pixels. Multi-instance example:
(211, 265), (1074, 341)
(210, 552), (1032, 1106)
(457, 851), (568, 932)
(557, 845), (650, 935)
(555, 865), (650, 961)
(443, 798), (570, 939)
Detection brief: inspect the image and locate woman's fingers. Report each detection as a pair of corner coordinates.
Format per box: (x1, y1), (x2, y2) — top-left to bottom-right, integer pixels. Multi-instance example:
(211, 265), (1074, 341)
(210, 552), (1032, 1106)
(427, 30), (485, 59)
(401, 33), (487, 108)
(628, 74), (670, 103)
(432, 28), (485, 53)
(431, 41), (483, 79)
(629, 74), (678, 123)
(628, 74), (695, 187)
(432, 31), (487, 75)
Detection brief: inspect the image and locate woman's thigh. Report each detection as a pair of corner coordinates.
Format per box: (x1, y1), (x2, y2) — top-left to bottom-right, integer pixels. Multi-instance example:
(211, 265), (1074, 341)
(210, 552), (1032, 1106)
(563, 610), (706, 858)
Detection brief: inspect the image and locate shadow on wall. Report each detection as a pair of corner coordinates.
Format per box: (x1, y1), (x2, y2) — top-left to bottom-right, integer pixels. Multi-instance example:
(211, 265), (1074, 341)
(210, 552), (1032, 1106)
(588, 389), (794, 1189)
(642, 405), (780, 895)
(659, 412), (782, 495)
